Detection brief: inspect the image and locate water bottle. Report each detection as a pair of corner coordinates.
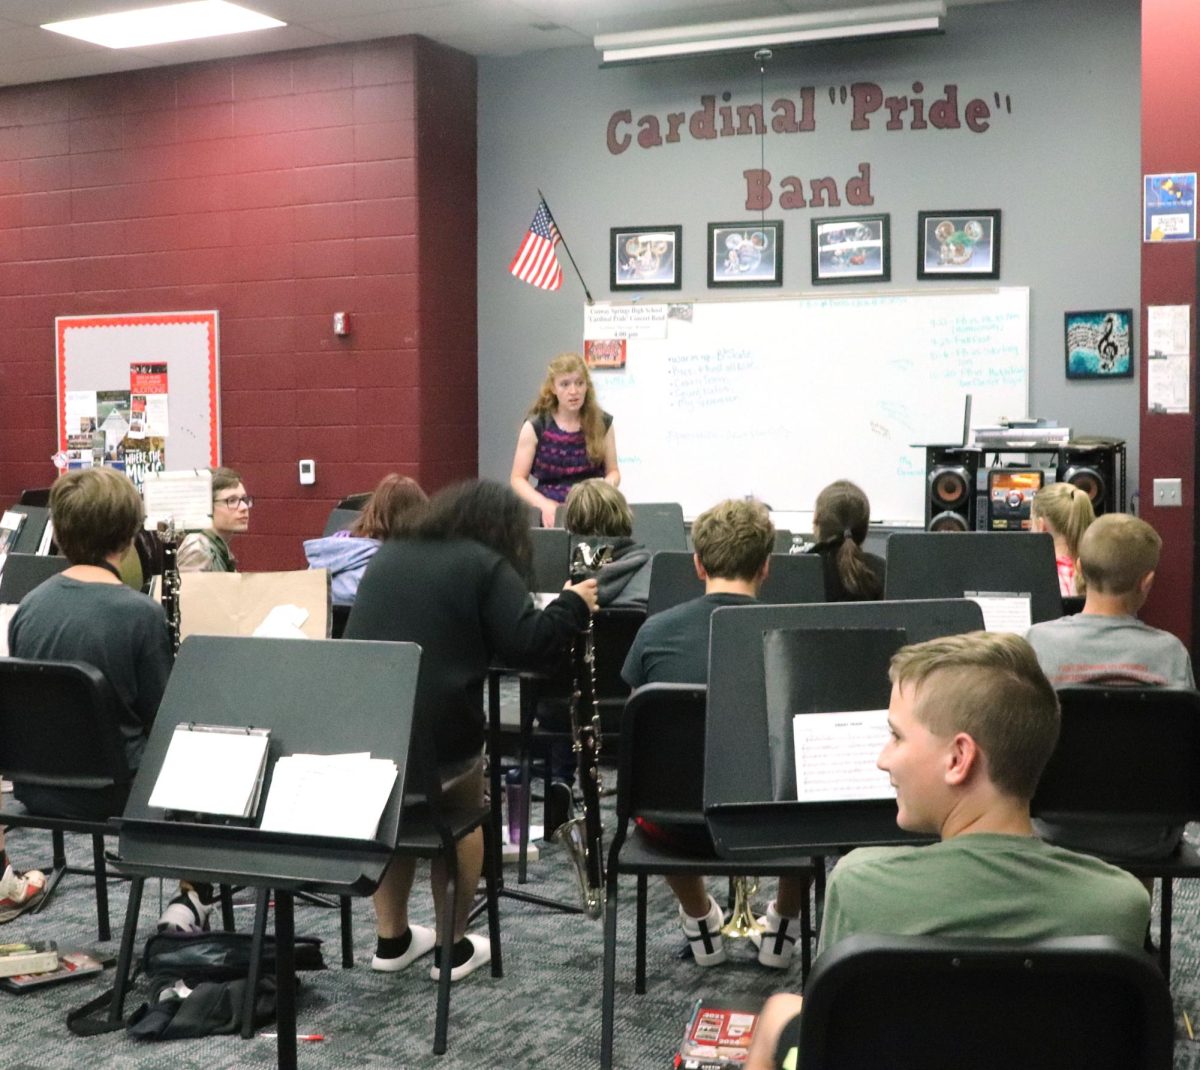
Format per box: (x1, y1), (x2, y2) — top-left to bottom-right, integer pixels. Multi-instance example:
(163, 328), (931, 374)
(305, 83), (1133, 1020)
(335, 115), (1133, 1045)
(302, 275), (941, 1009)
(505, 767), (528, 846)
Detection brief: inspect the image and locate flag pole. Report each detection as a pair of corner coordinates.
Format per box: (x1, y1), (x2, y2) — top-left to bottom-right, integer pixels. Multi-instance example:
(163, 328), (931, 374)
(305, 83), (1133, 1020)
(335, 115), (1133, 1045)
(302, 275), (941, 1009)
(539, 189), (594, 305)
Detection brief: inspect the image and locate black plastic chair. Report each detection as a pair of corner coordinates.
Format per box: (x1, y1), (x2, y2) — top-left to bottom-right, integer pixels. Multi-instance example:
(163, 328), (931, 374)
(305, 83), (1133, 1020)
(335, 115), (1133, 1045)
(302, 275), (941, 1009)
(1032, 686), (1200, 982)
(796, 933), (1173, 1069)
(0, 658), (135, 941)
(600, 683), (814, 1070)
(322, 507), (361, 537)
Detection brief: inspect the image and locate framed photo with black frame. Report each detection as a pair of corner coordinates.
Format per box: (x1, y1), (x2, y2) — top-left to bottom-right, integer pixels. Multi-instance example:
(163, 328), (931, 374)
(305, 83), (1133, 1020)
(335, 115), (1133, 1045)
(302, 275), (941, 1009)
(810, 213), (890, 285)
(917, 210), (1001, 280)
(707, 220), (783, 288)
(610, 225), (682, 291)
(1064, 309), (1134, 380)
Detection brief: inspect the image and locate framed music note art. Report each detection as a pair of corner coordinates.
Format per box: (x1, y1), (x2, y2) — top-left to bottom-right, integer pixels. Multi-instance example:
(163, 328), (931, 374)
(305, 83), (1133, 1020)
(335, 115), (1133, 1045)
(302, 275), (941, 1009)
(1064, 309), (1134, 380)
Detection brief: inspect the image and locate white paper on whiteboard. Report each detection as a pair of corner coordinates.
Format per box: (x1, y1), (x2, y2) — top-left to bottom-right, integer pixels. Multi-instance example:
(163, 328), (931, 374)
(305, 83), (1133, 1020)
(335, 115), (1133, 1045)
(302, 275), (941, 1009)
(792, 709), (895, 803)
(965, 590), (1031, 635)
(143, 469), (213, 530)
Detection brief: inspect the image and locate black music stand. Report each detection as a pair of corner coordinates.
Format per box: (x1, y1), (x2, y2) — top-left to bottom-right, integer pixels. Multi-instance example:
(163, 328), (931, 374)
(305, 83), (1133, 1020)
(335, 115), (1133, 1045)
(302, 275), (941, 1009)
(529, 527), (570, 592)
(884, 531), (1061, 623)
(8, 505), (51, 554)
(0, 552), (68, 603)
(111, 636), (421, 1070)
(645, 551), (826, 617)
(704, 599), (985, 862)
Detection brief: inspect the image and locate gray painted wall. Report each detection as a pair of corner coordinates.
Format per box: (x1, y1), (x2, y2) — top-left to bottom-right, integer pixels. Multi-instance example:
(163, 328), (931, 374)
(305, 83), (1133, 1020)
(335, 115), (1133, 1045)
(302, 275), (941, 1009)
(478, 0), (1141, 510)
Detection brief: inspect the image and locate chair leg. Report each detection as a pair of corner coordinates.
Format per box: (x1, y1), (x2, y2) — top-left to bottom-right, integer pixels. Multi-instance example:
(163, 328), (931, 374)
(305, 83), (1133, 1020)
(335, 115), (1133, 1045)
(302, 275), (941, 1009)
(52, 828), (68, 870)
(433, 846), (457, 1056)
(92, 834), (110, 942)
(482, 821), (503, 978)
(1159, 877), (1173, 984)
(340, 896), (354, 968)
(799, 869), (813, 985)
(108, 876), (144, 1024)
(518, 741), (533, 884)
(241, 887), (271, 1040)
(31, 829), (70, 915)
(814, 855), (828, 933)
(600, 873), (621, 1070)
(219, 884), (236, 932)
(635, 875), (648, 995)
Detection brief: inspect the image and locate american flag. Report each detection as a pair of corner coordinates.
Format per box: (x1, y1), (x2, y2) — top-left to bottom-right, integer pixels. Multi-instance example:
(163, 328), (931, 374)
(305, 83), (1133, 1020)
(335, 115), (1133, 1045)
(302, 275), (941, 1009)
(509, 199), (563, 291)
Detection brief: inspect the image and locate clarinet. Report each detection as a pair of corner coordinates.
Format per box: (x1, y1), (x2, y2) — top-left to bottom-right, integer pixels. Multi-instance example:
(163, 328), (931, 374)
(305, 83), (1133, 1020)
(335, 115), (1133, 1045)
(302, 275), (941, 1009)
(553, 541), (612, 919)
(158, 520), (182, 654)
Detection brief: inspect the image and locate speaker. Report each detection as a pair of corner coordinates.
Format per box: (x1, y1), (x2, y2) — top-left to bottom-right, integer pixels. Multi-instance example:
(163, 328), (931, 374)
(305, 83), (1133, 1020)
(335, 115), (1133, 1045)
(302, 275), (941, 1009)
(1057, 444), (1120, 516)
(925, 447), (980, 532)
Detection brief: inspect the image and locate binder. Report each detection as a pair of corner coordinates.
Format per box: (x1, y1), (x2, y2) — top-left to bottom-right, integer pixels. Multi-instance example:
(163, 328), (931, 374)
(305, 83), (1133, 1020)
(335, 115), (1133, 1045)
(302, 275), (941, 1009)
(148, 723), (271, 818)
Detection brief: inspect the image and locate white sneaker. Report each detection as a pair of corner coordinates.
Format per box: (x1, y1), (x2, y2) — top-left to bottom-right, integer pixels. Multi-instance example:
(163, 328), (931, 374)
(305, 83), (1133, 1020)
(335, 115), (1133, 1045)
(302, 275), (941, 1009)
(680, 895), (726, 966)
(372, 923), (436, 972)
(750, 900), (803, 968)
(429, 933), (491, 982)
(0, 865), (46, 923)
(156, 889), (212, 933)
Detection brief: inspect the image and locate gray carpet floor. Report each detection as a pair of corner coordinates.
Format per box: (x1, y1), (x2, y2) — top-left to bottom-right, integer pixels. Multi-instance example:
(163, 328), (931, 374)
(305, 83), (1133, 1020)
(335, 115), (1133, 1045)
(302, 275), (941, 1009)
(2, 811), (1199, 1069)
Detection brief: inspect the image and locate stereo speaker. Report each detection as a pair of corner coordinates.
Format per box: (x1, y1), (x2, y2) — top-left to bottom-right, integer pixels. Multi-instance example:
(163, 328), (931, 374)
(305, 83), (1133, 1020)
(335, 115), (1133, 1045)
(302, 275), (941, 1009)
(1057, 444), (1120, 516)
(925, 447), (981, 532)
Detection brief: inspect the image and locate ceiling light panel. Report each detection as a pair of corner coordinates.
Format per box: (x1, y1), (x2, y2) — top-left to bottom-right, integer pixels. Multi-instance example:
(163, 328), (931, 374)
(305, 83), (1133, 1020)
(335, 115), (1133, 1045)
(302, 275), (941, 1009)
(42, 1), (285, 49)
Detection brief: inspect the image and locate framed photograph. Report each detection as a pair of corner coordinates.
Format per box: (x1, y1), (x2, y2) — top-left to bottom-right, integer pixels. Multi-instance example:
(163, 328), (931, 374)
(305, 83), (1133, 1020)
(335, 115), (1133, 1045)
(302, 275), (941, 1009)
(810, 214), (890, 285)
(917, 210), (1001, 280)
(707, 220), (783, 287)
(1064, 309), (1134, 380)
(610, 226), (682, 291)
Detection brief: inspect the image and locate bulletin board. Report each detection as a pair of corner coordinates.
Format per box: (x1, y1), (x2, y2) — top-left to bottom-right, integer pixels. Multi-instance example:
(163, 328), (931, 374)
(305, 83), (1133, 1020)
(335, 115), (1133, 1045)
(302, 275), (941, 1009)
(55, 312), (220, 488)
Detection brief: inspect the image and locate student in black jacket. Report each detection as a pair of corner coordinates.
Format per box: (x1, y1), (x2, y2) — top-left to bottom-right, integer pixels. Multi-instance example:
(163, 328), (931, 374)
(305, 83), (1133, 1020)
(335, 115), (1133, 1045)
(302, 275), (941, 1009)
(345, 479), (597, 981)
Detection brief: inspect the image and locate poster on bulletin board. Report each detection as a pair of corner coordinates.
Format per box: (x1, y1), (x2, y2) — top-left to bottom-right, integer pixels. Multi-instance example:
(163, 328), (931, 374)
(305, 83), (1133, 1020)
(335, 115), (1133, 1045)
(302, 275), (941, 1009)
(55, 312), (220, 492)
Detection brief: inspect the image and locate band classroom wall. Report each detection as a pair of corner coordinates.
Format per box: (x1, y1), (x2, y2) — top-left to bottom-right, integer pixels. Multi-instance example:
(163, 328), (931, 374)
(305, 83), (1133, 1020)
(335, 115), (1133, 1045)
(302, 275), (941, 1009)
(592, 288), (1029, 525)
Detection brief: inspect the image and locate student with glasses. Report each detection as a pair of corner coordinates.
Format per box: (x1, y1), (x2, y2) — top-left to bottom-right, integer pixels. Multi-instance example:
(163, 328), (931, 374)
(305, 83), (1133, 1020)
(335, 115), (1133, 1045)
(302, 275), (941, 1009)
(177, 466), (252, 573)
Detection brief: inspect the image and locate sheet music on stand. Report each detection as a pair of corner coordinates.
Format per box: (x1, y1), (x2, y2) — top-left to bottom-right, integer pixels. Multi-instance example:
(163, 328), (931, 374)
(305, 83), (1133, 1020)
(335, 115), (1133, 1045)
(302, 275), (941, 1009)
(142, 469), (213, 531)
(964, 590), (1032, 635)
(149, 723), (271, 818)
(259, 752), (398, 840)
(792, 710), (895, 803)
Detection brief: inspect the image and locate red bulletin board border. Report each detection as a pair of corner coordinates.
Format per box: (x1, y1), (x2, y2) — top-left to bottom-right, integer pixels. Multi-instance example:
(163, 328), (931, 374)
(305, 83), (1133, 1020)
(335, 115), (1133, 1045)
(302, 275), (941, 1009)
(55, 311), (220, 467)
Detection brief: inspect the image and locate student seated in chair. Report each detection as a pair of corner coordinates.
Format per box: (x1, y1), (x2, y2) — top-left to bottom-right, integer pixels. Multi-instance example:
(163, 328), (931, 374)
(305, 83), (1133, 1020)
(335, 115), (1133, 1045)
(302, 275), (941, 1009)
(7, 467), (215, 931)
(744, 631), (1151, 1070)
(177, 466), (250, 573)
(563, 479), (651, 609)
(622, 497), (809, 970)
(1026, 512), (1194, 860)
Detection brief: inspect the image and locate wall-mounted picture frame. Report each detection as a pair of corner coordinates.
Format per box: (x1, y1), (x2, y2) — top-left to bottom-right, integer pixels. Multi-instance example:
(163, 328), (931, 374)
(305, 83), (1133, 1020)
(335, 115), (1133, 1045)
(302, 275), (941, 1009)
(1064, 309), (1134, 380)
(917, 210), (1001, 280)
(810, 214), (890, 285)
(707, 220), (783, 287)
(610, 225), (682, 291)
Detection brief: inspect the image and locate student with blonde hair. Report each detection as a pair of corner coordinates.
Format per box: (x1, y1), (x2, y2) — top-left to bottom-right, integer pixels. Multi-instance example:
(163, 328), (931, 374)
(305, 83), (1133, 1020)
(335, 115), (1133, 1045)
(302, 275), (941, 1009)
(510, 353), (619, 528)
(1030, 481), (1095, 596)
(563, 479), (650, 608)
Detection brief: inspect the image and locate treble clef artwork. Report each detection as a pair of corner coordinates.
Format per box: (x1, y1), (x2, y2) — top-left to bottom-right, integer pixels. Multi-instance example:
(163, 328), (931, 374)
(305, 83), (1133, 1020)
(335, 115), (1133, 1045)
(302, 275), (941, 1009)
(1097, 315), (1119, 372)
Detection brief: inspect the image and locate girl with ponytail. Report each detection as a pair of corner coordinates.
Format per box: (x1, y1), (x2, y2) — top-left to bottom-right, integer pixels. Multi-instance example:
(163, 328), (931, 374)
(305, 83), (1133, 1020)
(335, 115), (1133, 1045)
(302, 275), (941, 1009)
(1030, 482), (1096, 596)
(808, 480), (886, 602)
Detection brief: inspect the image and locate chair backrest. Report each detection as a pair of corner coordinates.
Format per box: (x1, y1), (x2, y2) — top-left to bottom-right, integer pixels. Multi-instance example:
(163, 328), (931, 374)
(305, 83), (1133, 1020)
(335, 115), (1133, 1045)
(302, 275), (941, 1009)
(884, 530), (1062, 623)
(529, 527), (570, 592)
(17, 488), (50, 508)
(646, 551), (825, 617)
(0, 658), (130, 788)
(335, 492), (370, 510)
(798, 933), (1174, 1069)
(0, 553), (68, 604)
(534, 607), (646, 725)
(772, 528), (794, 554)
(322, 507), (361, 537)
(616, 683), (707, 828)
(1033, 687), (1200, 822)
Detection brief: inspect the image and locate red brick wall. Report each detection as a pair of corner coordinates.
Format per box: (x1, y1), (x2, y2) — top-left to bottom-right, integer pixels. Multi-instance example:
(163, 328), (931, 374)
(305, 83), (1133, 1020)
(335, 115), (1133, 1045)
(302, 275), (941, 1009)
(0, 35), (477, 571)
(1140, 1), (1199, 647)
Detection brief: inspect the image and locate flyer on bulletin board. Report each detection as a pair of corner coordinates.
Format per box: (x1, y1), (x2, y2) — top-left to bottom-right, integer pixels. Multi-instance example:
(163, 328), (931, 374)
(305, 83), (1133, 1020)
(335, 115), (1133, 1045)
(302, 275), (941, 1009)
(1143, 173), (1196, 242)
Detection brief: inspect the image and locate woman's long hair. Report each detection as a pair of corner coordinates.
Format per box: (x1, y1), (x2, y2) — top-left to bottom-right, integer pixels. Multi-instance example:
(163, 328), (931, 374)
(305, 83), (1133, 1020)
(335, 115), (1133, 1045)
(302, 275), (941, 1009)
(812, 479), (882, 599)
(415, 479), (533, 580)
(1031, 482), (1095, 594)
(349, 474), (427, 539)
(526, 352), (607, 464)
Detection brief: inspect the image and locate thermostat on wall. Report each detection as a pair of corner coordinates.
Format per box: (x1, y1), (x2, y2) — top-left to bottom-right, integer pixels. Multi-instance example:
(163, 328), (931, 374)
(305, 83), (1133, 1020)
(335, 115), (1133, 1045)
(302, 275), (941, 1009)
(298, 459), (316, 485)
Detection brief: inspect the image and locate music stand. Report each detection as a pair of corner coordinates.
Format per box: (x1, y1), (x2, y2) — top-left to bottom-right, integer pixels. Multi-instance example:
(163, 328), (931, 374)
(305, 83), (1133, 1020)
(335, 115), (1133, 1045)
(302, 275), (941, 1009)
(0, 553), (68, 603)
(529, 527), (570, 593)
(111, 636), (421, 1070)
(9, 505), (50, 554)
(704, 599), (985, 862)
(884, 531), (1061, 623)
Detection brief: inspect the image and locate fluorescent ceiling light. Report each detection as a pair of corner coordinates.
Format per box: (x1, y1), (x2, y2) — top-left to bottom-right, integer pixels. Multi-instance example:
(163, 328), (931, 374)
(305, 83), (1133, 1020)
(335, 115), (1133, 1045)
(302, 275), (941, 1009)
(43, 1), (285, 49)
(595, 2), (945, 65)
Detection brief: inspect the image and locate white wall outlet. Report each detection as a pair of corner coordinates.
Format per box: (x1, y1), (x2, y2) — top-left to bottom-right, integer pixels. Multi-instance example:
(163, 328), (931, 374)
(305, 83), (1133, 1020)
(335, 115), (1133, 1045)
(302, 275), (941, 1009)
(298, 459), (316, 486)
(1153, 477), (1182, 507)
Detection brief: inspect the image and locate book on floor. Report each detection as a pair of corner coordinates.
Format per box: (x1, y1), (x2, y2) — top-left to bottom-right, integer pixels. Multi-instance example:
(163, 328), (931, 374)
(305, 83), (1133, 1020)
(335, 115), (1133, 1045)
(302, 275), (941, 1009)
(674, 999), (759, 1068)
(0, 940), (58, 979)
(0, 949), (110, 992)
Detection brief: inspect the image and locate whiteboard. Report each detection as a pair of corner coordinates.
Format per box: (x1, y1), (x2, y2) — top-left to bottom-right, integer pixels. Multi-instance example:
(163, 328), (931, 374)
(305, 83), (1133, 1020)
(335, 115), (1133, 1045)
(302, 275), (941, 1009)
(592, 289), (1028, 524)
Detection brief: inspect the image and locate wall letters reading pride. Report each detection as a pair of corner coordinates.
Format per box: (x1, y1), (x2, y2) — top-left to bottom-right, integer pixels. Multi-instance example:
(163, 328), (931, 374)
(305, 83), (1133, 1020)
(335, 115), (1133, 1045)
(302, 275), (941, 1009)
(591, 289), (1028, 524)
(605, 82), (1014, 211)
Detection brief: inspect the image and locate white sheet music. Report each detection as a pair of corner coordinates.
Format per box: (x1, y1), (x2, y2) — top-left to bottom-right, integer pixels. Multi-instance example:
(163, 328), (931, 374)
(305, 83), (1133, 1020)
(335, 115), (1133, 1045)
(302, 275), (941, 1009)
(259, 753), (398, 840)
(964, 590), (1032, 635)
(142, 470), (213, 530)
(149, 724), (271, 817)
(793, 710), (895, 803)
